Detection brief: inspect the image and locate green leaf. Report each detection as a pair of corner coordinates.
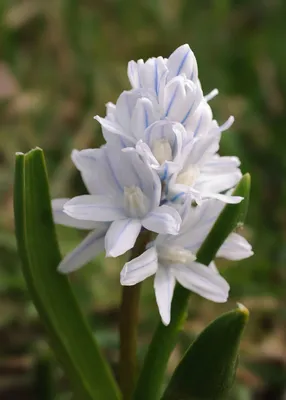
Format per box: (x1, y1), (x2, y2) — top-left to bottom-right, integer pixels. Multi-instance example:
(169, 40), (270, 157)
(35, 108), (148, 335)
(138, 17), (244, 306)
(14, 148), (120, 400)
(162, 304), (249, 400)
(133, 174), (251, 400)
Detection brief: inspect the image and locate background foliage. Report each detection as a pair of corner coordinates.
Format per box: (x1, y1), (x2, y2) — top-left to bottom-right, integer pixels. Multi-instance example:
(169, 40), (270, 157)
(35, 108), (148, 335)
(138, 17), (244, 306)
(0, 0), (286, 398)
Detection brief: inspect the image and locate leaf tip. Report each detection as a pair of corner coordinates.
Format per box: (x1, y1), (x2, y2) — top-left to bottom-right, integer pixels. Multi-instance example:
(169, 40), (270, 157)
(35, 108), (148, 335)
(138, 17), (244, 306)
(236, 302), (249, 320)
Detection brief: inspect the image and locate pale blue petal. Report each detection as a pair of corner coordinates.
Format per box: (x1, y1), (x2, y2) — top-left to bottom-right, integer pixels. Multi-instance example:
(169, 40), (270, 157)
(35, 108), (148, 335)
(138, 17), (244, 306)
(105, 218), (142, 257)
(64, 195), (125, 222)
(58, 228), (107, 273)
(172, 262), (229, 302)
(52, 198), (99, 229)
(142, 205), (181, 235)
(154, 265), (176, 326)
(120, 247), (158, 285)
(167, 44), (198, 81)
(217, 233), (253, 261)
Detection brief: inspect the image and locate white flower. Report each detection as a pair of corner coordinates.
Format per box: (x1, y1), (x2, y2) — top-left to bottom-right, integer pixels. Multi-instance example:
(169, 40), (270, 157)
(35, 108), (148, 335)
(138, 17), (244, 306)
(120, 199), (253, 325)
(62, 145), (181, 258)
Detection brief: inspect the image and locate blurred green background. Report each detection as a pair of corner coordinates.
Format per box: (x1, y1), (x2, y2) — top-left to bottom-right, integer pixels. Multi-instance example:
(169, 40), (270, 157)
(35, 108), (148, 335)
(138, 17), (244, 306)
(1, 0), (286, 399)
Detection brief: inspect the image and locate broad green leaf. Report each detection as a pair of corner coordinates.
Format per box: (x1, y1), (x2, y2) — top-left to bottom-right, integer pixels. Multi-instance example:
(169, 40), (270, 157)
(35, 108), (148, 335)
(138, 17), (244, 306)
(14, 148), (120, 400)
(133, 174), (251, 400)
(162, 305), (249, 400)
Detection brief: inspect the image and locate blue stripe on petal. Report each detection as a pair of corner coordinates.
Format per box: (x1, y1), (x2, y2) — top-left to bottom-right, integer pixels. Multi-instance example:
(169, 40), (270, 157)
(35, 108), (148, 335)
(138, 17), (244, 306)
(161, 164), (169, 182)
(194, 115), (203, 137)
(144, 104), (149, 129)
(181, 100), (196, 125)
(176, 49), (190, 76)
(165, 85), (179, 117)
(154, 59), (159, 96)
(105, 151), (124, 193)
(170, 192), (185, 202)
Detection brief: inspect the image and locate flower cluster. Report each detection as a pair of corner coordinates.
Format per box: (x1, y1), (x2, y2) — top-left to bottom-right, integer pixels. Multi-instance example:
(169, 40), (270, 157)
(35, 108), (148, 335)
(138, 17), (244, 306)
(52, 44), (253, 325)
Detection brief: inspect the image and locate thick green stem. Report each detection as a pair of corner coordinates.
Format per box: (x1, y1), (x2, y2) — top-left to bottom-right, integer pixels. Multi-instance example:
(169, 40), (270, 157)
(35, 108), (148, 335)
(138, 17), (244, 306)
(119, 232), (151, 400)
(133, 285), (189, 400)
(119, 284), (142, 400)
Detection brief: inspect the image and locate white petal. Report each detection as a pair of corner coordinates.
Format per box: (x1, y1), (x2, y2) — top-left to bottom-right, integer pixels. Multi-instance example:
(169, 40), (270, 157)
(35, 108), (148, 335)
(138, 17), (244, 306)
(120, 247), (158, 285)
(71, 149), (102, 194)
(142, 205), (181, 235)
(196, 170), (243, 194)
(217, 232), (253, 261)
(128, 60), (142, 89)
(58, 228), (106, 273)
(173, 262), (230, 302)
(154, 265), (176, 325)
(202, 192), (243, 204)
(167, 44), (198, 82)
(105, 219), (142, 257)
(64, 195), (125, 222)
(131, 97), (156, 141)
(94, 116), (135, 147)
(71, 149), (100, 173)
(52, 198), (99, 229)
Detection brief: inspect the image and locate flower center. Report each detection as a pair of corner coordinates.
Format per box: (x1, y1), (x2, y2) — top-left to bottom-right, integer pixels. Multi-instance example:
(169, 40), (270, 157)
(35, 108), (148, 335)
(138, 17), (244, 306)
(176, 165), (200, 187)
(152, 139), (172, 165)
(124, 186), (149, 218)
(158, 245), (196, 266)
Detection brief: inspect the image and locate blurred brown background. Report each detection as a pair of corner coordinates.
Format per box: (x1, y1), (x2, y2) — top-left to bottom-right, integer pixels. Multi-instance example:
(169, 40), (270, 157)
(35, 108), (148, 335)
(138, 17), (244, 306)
(1, 0), (286, 399)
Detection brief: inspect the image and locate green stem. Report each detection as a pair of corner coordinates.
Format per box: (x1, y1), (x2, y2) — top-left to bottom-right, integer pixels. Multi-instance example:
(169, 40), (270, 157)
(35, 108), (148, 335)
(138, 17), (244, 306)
(119, 232), (151, 400)
(119, 284), (142, 400)
(133, 285), (189, 400)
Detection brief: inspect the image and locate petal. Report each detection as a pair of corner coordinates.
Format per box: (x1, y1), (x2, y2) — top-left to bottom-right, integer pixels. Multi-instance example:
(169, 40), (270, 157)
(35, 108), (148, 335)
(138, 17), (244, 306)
(154, 265), (176, 326)
(58, 228), (107, 273)
(217, 232), (253, 261)
(105, 219), (142, 257)
(52, 198), (99, 229)
(94, 115), (135, 147)
(71, 148), (101, 173)
(142, 205), (181, 235)
(64, 195), (125, 222)
(196, 170), (243, 194)
(201, 192), (243, 204)
(128, 60), (142, 89)
(167, 44), (198, 82)
(71, 149), (102, 194)
(131, 97), (157, 141)
(120, 247), (158, 285)
(173, 262), (230, 303)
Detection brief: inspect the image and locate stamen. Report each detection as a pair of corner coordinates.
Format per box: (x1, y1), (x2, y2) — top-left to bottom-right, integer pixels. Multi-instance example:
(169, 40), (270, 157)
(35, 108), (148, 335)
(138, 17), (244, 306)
(176, 165), (200, 187)
(158, 245), (196, 265)
(124, 186), (149, 218)
(219, 115), (234, 132)
(204, 88), (219, 102)
(152, 139), (172, 164)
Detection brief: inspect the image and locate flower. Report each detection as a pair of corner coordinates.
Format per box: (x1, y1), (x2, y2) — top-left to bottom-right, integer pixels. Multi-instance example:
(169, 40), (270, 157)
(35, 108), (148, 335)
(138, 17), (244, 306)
(62, 145), (181, 258)
(120, 199), (253, 325)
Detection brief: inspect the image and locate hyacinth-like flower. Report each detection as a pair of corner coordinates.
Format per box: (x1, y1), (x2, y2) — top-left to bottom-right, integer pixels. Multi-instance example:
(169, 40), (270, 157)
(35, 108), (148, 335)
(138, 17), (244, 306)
(120, 199), (253, 325)
(51, 43), (253, 324)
